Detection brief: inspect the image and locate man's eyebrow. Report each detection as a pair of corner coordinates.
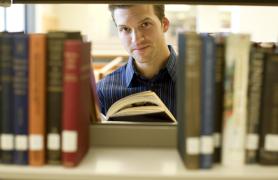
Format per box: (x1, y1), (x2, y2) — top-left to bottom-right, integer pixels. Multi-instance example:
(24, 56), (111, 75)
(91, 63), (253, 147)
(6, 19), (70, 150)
(116, 17), (153, 28)
(138, 17), (153, 24)
(117, 24), (128, 28)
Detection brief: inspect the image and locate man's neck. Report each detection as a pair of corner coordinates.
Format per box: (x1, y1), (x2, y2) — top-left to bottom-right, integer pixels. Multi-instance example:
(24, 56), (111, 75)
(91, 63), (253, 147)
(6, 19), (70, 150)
(134, 46), (170, 79)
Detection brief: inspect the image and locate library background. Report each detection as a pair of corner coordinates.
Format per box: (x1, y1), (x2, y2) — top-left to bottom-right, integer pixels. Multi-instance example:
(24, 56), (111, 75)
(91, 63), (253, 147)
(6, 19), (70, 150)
(0, 0), (278, 179)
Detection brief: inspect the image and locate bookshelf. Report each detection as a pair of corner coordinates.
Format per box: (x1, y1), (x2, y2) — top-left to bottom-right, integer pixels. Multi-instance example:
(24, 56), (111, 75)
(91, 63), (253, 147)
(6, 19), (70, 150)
(1, 0), (278, 180)
(10, 0), (278, 6)
(1, 147), (278, 180)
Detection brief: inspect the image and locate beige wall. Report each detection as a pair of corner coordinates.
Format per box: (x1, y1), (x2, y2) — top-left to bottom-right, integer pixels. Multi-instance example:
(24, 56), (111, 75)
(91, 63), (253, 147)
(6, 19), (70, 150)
(34, 5), (278, 50)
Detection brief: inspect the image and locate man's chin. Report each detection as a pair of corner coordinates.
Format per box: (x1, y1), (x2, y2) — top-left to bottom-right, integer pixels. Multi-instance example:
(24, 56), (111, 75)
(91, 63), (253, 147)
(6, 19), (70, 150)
(132, 55), (148, 63)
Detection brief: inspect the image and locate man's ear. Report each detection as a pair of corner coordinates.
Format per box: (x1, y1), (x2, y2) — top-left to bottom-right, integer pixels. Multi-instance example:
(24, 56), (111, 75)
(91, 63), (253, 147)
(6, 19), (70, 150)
(162, 17), (170, 32)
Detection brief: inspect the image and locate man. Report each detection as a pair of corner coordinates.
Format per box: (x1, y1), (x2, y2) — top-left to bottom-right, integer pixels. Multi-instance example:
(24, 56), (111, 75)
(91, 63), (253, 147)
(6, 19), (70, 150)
(97, 4), (177, 116)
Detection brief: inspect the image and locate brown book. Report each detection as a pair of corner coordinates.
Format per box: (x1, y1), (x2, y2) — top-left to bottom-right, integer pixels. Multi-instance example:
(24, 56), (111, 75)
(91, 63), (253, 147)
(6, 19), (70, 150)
(62, 40), (91, 167)
(28, 34), (47, 166)
(259, 52), (278, 165)
(246, 43), (275, 164)
(177, 32), (201, 169)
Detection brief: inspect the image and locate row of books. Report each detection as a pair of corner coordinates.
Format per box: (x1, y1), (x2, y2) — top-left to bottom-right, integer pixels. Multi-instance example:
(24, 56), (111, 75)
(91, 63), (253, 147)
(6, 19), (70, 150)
(177, 32), (278, 169)
(0, 31), (98, 167)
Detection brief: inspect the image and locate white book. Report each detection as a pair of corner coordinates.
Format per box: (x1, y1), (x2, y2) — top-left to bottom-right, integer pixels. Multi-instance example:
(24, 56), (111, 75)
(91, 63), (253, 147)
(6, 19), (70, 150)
(222, 34), (251, 166)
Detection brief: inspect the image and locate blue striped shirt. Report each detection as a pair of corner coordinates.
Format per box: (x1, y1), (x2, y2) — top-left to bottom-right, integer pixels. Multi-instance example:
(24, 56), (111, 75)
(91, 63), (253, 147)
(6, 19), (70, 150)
(97, 45), (176, 117)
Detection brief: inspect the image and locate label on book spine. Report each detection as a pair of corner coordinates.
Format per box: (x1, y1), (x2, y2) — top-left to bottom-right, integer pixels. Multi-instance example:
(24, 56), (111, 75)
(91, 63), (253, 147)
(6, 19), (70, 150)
(1, 134), (14, 150)
(47, 133), (60, 150)
(213, 133), (221, 148)
(29, 135), (43, 150)
(15, 135), (28, 151)
(246, 133), (259, 150)
(186, 137), (200, 155)
(62, 130), (77, 152)
(200, 136), (214, 154)
(265, 134), (278, 152)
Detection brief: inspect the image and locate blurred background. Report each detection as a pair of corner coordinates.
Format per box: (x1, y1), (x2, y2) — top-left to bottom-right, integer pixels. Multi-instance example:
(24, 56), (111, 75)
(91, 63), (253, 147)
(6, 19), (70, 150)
(2, 4), (278, 80)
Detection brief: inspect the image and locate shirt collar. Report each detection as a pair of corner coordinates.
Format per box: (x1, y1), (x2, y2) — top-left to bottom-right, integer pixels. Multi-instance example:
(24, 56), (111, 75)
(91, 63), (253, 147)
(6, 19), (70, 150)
(125, 45), (177, 87)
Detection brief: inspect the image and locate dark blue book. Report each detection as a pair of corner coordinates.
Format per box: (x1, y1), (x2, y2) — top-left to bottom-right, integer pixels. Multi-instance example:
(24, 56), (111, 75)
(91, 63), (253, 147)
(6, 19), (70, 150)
(13, 34), (29, 165)
(0, 32), (4, 163)
(200, 34), (216, 169)
(0, 33), (15, 164)
(177, 32), (186, 168)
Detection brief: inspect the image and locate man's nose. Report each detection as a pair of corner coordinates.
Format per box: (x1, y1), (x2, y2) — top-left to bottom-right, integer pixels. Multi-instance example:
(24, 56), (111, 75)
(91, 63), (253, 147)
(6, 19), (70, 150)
(131, 29), (144, 44)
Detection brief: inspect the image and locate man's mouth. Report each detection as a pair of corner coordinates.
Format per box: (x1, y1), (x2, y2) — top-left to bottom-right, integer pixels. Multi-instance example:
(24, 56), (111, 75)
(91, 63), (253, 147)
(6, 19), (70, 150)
(133, 46), (149, 52)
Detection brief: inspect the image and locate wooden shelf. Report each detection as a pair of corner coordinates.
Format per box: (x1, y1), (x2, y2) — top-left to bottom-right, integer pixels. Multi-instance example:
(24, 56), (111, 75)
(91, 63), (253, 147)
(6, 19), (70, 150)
(0, 147), (278, 180)
(12, 0), (278, 6)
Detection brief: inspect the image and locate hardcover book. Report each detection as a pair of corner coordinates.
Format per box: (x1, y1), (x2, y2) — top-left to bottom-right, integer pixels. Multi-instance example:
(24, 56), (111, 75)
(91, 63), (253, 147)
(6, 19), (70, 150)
(245, 43), (275, 164)
(100, 90), (176, 125)
(177, 32), (202, 169)
(222, 34), (251, 167)
(29, 34), (47, 166)
(259, 53), (278, 165)
(62, 40), (91, 167)
(1, 33), (15, 164)
(13, 33), (29, 165)
(213, 34), (226, 163)
(46, 31), (81, 164)
(200, 33), (216, 169)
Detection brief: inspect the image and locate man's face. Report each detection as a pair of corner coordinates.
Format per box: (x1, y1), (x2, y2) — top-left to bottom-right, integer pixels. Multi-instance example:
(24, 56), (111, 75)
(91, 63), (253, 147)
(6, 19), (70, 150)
(113, 5), (169, 64)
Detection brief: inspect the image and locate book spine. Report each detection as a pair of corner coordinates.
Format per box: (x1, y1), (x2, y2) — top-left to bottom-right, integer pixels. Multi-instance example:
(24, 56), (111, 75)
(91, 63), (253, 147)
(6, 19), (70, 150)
(29, 34), (47, 166)
(186, 32), (201, 169)
(200, 34), (216, 169)
(62, 40), (81, 166)
(0, 33), (3, 163)
(222, 34), (251, 167)
(77, 42), (91, 166)
(46, 32), (81, 164)
(259, 53), (278, 165)
(13, 34), (29, 165)
(213, 36), (225, 163)
(245, 45), (264, 164)
(0, 34), (14, 164)
(177, 32), (187, 168)
(62, 40), (91, 167)
(46, 33), (65, 164)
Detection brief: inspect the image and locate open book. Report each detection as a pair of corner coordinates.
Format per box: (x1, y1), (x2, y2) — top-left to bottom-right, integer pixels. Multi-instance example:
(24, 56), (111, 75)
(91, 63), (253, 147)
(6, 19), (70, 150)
(101, 91), (176, 124)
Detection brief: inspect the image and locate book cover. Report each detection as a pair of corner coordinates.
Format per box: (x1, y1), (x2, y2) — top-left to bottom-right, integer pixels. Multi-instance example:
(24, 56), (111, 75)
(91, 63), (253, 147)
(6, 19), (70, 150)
(28, 34), (47, 166)
(200, 33), (216, 169)
(46, 31), (81, 164)
(62, 40), (91, 167)
(177, 32), (201, 169)
(222, 34), (251, 167)
(259, 53), (278, 165)
(0, 32), (3, 162)
(13, 33), (29, 165)
(213, 34), (226, 163)
(0, 33), (15, 164)
(245, 43), (275, 164)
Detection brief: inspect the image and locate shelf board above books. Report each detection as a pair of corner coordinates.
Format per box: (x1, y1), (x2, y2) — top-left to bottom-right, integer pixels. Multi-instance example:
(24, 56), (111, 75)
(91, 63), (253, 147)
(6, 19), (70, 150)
(0, 147), (278, 180)
(12, 0), (278, 6)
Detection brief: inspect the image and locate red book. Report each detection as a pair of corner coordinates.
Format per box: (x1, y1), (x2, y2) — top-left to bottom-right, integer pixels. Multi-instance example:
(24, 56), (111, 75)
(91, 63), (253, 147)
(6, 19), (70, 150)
(62, 40), (91, 167)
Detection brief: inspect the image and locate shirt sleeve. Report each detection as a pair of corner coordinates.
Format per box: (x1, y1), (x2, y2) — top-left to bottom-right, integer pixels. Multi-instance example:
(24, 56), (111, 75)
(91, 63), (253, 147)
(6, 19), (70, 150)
(96, 81), (106, 114)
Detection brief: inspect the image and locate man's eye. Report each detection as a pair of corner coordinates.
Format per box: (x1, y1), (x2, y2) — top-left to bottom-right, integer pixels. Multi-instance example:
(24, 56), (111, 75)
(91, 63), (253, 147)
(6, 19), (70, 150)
(141, 22), (151, 28)
(119, 27), (130, 33)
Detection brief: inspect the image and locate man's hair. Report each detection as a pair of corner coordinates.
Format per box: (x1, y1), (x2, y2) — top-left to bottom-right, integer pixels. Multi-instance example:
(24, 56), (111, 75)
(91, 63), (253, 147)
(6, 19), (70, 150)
(108, 4), (165, 23)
